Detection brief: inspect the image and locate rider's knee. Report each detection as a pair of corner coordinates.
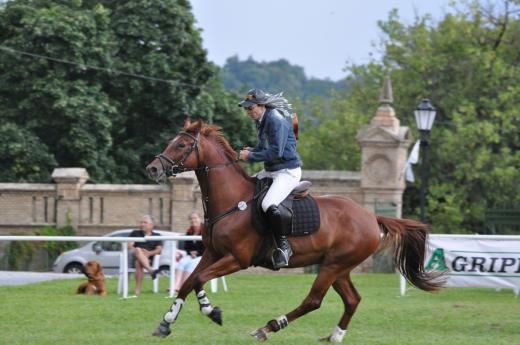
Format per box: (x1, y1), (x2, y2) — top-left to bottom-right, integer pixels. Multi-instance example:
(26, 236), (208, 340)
(261, 199), (274, 213)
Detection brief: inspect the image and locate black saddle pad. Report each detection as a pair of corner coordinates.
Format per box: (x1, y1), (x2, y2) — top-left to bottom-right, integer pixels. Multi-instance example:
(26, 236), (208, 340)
(251, 178), (320, 237)
(291, 196), (320, 236)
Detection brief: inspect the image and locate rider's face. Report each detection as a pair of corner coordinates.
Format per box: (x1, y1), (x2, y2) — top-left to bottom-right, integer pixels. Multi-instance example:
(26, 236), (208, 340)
(245, 104), (265, 121)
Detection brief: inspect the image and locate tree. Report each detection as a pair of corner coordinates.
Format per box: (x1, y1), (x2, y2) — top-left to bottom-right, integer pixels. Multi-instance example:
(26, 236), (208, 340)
(0, 0), (253, 182)
(298, 88), (371, 171)
(314, 0), (520, 233)
(95, 0), (215, 182)
(0, 123), (57, 182)
(0, 0), (116, 181)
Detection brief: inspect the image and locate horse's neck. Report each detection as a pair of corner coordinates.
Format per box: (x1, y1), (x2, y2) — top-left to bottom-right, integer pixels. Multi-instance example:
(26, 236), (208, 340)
(195, 150), (254, 217)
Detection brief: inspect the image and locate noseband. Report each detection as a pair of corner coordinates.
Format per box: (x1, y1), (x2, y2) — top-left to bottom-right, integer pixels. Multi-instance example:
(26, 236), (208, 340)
(155, 131), (201, 177)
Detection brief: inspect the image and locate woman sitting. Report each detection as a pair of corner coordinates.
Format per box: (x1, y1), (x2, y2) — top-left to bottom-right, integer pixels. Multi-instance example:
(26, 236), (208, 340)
(174, 212), (205, 292)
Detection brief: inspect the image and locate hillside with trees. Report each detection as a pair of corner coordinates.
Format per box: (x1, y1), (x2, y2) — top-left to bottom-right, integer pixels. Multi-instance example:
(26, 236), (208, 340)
(220, 56), (347, 108)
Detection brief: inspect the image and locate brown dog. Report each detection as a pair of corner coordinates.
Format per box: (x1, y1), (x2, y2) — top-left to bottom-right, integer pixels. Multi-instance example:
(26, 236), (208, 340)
(76, 260), (107, 296)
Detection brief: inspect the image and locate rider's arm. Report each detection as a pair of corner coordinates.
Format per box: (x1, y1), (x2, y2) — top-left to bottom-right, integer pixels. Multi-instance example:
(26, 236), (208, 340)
(248, 112), (289, 162)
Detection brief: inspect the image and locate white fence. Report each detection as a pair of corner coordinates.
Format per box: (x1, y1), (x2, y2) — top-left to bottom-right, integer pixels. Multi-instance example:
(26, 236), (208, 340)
(400, 234), (520, 296)
(0, 235), (217, 298)
(5, 233), (518, 298)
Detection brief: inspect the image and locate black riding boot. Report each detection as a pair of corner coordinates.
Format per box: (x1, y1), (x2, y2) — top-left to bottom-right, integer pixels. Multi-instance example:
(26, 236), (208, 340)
(266, 205), (293, 268)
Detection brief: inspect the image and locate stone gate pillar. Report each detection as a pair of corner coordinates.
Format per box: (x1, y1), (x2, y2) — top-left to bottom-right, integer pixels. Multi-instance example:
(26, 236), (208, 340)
(356, 76), (412, 217)
(52, 168), (89, 230)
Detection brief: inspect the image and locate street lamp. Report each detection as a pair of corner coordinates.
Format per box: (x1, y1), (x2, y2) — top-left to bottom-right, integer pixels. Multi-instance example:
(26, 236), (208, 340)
(414, 99), (436, 222)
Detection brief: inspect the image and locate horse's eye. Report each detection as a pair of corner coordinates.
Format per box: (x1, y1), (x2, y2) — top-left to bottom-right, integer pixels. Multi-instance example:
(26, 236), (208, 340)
(178, 143), (186, 148)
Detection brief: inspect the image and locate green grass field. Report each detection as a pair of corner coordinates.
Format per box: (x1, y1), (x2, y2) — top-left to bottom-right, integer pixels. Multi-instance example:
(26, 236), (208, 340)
(0, 273), (518, 345)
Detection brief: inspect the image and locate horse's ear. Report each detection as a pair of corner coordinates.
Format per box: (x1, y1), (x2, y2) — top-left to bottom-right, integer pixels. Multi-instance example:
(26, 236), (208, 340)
(184, 118), (192, 129)
(193, 118), (203, 132)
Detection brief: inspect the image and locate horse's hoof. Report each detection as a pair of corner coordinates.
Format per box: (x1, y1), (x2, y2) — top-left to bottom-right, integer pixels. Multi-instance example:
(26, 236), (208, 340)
(320, 335), (344, 343)
(151, 321), (171, 338)
(250, 327), (268, 341)
(208, 307), (223, 326)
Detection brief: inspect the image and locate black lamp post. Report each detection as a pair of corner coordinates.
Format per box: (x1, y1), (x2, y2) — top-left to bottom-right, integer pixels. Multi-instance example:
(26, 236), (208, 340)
(414, 99), (436, 223)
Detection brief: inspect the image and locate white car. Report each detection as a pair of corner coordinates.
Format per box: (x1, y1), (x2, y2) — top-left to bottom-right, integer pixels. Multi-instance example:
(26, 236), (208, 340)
(52, 229), (185, 275)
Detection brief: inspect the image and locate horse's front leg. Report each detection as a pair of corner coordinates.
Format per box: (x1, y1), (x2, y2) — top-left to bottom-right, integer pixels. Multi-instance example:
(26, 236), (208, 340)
(151, 251), (217, 338)
(191, 254), (242, 326)
(151, 253), (242, 337)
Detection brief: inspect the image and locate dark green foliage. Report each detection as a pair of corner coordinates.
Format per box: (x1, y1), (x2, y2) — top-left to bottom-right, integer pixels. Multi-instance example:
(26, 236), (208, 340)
(0, 0), (253, 183)
(0, 0), (117, 182)
(377, 2), (519, 233)
(38, 225), (78, 259)
(298, 89), (370, 171)
(0, 122), (57, 182)
(6, 240), (39, 271)
(303, 1), (520, 233)
(7, 225), (79, 271)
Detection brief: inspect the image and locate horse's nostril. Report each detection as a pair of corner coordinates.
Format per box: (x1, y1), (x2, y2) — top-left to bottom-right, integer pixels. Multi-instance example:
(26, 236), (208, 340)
(147, 166), (159, 178)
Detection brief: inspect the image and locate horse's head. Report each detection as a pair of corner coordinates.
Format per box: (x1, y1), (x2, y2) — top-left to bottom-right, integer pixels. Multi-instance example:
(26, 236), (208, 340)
(146, 119), (204, 182)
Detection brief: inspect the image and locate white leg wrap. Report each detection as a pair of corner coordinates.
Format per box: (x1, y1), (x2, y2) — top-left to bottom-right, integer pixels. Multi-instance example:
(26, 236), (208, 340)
(197, 290), (214, 315)
(330, 325), (347, 342)
(275, 315), (289, 329)
(164, 298), (184, 323)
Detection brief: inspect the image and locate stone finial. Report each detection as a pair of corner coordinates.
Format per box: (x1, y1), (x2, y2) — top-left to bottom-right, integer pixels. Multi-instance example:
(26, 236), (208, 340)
(370, 75), (399, 133)
(379, 75), (393, 104)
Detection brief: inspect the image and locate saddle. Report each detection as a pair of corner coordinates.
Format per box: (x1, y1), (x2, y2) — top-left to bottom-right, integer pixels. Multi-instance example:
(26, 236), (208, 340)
(251, 178), (321, 269)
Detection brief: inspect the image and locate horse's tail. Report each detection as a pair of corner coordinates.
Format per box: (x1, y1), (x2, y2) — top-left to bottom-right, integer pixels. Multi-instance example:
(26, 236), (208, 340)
(377, 216), (445, 292)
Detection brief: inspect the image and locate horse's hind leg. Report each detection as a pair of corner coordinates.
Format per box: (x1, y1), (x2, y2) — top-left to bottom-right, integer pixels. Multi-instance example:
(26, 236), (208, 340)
(251, 265), (340, 341)
(320, 273), (360, 343)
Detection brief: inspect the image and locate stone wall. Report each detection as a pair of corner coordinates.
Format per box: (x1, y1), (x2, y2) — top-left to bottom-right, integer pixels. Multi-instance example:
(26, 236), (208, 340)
(0, 169), (365, 235)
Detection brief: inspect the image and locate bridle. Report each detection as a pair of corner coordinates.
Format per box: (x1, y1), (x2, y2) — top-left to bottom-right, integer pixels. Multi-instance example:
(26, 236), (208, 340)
(155, 131), (201, 178)
(155, 131), (239, 177)
(153, 130), (244, 234)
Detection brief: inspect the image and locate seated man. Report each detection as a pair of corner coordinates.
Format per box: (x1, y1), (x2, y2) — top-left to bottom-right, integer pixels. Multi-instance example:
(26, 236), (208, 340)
(175, 212), (205, 292)
(128, 215), (162, 296)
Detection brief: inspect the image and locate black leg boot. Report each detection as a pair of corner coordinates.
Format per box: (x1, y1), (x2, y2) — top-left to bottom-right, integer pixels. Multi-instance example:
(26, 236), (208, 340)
(266, 205), (293, 268)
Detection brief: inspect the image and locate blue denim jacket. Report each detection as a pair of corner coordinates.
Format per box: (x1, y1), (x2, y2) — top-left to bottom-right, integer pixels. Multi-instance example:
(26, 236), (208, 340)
(248, 108), (302, 171)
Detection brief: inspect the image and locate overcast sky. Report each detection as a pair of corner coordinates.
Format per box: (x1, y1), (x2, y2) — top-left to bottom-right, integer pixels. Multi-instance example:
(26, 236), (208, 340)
(190, 0), (452, 81)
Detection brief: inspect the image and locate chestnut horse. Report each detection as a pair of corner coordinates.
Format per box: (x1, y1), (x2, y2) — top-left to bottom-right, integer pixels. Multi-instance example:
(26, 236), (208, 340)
(146, 119), (443, 342)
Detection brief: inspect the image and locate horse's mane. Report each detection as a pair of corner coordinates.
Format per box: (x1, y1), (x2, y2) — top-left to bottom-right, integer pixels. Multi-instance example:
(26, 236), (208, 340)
(184, 120), (254, 182)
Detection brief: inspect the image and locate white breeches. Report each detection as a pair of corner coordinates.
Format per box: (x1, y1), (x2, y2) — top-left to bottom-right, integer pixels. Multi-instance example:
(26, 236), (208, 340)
(258, 167), (302, 212)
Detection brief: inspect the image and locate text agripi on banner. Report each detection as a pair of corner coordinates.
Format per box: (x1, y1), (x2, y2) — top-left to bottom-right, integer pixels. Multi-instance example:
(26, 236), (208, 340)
(425, 235), (520, 295)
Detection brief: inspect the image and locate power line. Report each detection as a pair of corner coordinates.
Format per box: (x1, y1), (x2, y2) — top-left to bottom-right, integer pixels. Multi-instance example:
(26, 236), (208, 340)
(0, 45), (206, 88)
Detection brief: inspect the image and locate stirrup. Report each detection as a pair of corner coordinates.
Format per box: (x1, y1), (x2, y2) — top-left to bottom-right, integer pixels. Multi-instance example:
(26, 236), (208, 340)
(272, 247), (291, 268)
